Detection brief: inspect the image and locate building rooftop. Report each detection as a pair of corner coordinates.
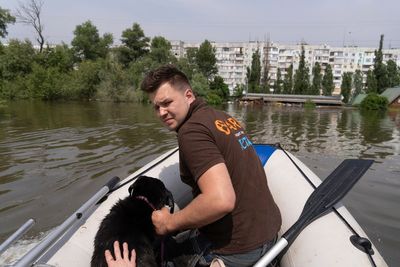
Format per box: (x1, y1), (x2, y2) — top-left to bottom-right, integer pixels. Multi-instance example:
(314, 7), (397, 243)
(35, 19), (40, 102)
(381, 86), (400, 103)
(351, 94), (367, 105)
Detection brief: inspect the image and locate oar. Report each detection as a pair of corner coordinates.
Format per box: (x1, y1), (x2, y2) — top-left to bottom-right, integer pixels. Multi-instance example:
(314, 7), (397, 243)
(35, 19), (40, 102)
(0, 219), (35, 256)
(254, 159), (374, 267)
(13, 176), (120, 267)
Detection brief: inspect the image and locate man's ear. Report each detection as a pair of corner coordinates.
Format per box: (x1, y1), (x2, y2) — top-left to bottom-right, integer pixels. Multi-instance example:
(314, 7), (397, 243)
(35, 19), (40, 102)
(184, 88), (195, 103)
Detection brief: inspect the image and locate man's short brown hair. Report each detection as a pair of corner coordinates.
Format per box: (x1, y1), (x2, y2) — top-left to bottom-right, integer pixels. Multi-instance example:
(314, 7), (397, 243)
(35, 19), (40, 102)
(140, 64), (191, 93)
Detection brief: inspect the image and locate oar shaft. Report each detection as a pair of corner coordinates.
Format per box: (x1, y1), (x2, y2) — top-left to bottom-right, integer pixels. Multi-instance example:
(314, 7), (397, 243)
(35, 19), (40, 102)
(253, 238), (288, 267)
(0, 219), (35, 256)
(14, 176), (119, 267)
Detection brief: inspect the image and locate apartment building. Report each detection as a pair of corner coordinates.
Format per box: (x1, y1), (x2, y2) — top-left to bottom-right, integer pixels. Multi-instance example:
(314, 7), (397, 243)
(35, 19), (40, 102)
(170, 40), (400, 95)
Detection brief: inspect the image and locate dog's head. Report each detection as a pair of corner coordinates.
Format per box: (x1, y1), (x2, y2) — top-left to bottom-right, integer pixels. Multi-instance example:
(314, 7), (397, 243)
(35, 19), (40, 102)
(128, 176), (174, 213)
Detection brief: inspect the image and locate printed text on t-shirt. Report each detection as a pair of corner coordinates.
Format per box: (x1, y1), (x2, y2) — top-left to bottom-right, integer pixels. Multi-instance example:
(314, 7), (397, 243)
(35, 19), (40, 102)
(214, 117), (253, 150)
(214, 117), (242, 135)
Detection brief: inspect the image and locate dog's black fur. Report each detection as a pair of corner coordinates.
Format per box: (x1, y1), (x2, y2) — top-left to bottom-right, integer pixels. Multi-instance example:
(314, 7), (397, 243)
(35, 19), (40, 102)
(91, 176), (174, 267)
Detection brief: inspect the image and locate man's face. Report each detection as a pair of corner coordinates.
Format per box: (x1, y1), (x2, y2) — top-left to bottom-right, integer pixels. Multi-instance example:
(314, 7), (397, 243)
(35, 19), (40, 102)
(149, 82), (195, 131)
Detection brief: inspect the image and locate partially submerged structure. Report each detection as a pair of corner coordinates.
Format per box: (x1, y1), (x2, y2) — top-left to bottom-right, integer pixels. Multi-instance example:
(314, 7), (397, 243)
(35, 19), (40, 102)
(352, 86), (400, 108)
(242, 93), (343, 106)
(381, 86), (400, 108)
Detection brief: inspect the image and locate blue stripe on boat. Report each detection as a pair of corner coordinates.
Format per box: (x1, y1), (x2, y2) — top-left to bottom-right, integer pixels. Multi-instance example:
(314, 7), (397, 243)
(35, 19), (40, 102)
(254, 144), (276, 166)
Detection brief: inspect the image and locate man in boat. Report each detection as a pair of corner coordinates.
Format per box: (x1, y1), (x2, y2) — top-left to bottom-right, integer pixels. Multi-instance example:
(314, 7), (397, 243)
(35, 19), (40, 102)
(140, 64), (281, 267)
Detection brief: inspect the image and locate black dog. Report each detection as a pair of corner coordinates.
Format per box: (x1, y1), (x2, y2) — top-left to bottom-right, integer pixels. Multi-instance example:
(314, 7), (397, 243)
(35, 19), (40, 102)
(91, 176), (174, 267)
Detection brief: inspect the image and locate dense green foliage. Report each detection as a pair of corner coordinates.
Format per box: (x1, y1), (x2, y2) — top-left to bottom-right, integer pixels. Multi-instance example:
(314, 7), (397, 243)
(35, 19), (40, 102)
(0, 6), (15, 38)
(387, 59), (400, 87)
(71, 21), (113, 62)
(293, 45), (310, 94)
(352, 70), (363, 98)
(273, 68), (283, 94)
(282, 64), (293, 94)
(366, 69), (378, 94)
(340, 72), (352, 103)
(2, 8), (399, 106)
(373, 35), (389, 94)
(0, 18), (229, 104)
(247, 49), (261, 93)
(310, 62), (322, 95)
(117, 23), (149, 67)
(196, 40), (218, 80)
(322, 64), (334, 96)
(360, 93), (389, 110)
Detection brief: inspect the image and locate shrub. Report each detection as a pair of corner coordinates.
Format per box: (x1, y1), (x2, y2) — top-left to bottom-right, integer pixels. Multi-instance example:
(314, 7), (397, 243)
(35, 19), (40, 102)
(304, 99), (316, 109)
(360, 93), (389, 111)
(25, 64), (68, 100)
(69, 60), (103, 100)
(206, 92), (223, 105)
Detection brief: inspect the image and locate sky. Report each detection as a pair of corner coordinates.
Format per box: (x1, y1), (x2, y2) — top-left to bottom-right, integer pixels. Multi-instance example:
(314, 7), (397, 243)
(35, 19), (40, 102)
(1, 0), (400, 49)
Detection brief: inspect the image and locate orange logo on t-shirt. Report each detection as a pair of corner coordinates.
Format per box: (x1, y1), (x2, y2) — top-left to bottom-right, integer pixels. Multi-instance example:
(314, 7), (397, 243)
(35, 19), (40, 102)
(215, 117), (242, 135)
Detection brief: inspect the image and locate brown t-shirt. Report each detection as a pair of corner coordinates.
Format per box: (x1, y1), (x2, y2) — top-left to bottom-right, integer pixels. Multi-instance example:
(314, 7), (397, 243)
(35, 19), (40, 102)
(177, 99), (281, 254)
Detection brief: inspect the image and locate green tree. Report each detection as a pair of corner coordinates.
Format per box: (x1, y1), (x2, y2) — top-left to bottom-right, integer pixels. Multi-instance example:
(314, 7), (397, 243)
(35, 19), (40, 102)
(209, 75), (229, 100)
(149, 36), (175, 64)
(71, 21), (113, 61)
(274, 68), (283, 94)
(352, 70), (363, 98)
(247, 49), (261, 93)
(293, 45), (310, 94)
(386, 59), (400, 87)
(175, 47), (198, 80)
(341, 72), (352, 103)
(69, 59), (103, 99)
(118, 23), (149, 67)
(176, 57), (194, 81)
(186, 47), (198, 66)
(232, 84), (244, 98)
(35, 43), (74, 72)
(25, 63), (67, 100)
(261, 60), (270, 94)
(282, 64), (293, 94)
(373, 34), (389, 93)
(310, 62), (322, 95)
(366, 69), (378, 94)
(0, 39), (35, 81)
(96, 59), (135, 102)
(322, 64), (334, 96)
(190, 72), (209, 98)
(0, 6), (15, 38)
(196, 40), (217, 80)
(128, 56), (159, 91)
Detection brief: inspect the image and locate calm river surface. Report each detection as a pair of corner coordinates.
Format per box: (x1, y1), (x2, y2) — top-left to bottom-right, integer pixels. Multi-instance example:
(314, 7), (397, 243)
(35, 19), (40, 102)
(0, 100), (399, 266)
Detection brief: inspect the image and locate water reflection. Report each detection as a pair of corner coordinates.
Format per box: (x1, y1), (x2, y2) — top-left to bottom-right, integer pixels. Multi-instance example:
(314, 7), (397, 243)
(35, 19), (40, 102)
(226, 103), (400, 160)
(226, 103), (400, 266)
(0, 101), (399, 266)
(0, 101), (177, 240)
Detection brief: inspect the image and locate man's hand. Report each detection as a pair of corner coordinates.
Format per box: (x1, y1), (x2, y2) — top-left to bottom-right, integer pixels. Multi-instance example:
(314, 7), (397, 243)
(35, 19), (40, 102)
(152, 206), (173, 235)
(105, 241), (136, 267)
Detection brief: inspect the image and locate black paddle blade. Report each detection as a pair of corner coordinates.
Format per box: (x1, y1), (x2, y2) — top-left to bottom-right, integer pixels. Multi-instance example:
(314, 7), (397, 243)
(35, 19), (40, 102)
(284, 159), (374, 244)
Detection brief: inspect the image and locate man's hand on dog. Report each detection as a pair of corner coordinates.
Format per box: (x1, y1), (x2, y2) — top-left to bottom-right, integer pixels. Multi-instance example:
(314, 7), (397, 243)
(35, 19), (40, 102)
(152, 206), (173, 235)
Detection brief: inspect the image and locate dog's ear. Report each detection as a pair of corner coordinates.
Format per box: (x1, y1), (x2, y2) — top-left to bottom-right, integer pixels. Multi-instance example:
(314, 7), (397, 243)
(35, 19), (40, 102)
(128, 176), (145, 196)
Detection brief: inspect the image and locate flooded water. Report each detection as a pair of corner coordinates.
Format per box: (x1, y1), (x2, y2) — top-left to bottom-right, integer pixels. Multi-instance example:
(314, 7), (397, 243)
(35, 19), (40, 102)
(0, 101), (399, 266)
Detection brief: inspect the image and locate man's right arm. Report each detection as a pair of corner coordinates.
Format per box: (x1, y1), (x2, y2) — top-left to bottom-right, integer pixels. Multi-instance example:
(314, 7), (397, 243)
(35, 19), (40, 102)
(152, 162), (236, 235)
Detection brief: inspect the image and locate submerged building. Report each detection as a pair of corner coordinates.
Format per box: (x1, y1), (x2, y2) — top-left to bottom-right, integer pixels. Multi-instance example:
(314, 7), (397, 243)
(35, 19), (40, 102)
(171, 40), (400, 96)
